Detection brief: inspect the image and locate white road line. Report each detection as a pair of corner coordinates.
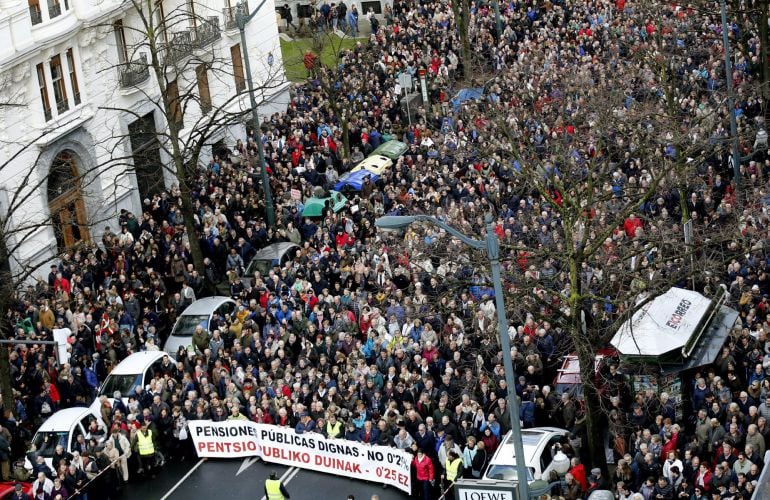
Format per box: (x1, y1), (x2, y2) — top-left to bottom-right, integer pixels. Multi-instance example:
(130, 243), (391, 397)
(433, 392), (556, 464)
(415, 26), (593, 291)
(160, 458), (207, 500)
(259, 466), (299, 500)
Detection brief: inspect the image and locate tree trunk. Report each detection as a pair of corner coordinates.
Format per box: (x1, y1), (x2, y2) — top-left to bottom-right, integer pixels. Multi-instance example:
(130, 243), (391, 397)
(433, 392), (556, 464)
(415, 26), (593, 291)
(575, 338), (607, 474)
(0, 329), (13, 418)
(0, 233), (15, 417)
(459, 18), (472, 83)
(761, 0), (770, 104)
(176, 168), (205, 274)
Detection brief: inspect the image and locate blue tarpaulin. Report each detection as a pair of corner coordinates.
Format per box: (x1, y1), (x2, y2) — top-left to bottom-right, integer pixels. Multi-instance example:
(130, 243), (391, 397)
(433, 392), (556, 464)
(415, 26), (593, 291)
(451, 87), (484, 112)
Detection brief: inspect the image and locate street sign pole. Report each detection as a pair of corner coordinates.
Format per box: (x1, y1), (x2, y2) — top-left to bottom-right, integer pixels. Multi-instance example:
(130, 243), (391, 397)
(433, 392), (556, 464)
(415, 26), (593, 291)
(398, 73), (413, 127)
(419, 68), (429, 107)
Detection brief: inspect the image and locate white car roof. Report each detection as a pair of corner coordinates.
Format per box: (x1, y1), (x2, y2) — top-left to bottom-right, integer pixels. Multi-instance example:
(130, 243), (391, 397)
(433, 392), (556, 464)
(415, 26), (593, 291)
(490, 428), (568, 467)
(180, 296), (234, 316)
(37, 407), (95, 432)
(109, 351), (167, 375)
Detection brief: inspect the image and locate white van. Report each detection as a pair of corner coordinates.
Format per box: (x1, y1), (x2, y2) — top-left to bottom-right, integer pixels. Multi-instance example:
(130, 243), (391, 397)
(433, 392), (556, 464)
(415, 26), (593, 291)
(24, 407), (106, 471)
(88, 351), (167, 417)
(163, 296), (236, 354)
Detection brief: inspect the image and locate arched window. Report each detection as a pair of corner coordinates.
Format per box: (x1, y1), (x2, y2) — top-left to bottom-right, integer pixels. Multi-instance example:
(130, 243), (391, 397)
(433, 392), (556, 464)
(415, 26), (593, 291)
(47, 150), (90, 250)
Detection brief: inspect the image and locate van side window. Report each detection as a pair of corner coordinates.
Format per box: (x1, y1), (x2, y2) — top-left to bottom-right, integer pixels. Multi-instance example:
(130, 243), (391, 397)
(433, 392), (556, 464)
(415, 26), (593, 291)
(219, 302), (235, 317)
(144, 360), (163, 387)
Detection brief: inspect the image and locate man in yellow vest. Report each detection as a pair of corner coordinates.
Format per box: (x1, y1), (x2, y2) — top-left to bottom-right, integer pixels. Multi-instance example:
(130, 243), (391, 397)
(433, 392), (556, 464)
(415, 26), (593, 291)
(441, 450), (464, 496)
(135, 421), (156, 476)
(265, 470), (291, 499)
(325, 414), (343, 438)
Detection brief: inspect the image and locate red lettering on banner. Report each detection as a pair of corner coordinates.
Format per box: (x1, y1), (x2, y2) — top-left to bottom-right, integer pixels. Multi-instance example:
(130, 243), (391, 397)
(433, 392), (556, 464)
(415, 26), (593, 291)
(314, 456), (362, 473)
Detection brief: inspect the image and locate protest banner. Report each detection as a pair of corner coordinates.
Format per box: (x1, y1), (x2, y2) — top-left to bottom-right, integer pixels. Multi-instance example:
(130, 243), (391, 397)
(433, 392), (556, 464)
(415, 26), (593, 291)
(188, 420), (412, 493)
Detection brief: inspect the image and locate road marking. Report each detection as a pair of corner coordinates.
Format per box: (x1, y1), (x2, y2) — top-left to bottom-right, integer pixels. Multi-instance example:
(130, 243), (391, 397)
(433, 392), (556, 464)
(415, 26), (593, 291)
(160, 458), (207, 500)
(259, 466), (299, 500)
(236, 456), (260, 476)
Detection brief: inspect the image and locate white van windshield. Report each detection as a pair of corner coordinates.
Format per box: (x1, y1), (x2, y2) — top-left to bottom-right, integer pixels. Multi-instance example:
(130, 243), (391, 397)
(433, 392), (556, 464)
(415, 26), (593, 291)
(30, 431), (68, 458)
(98, 373), (142, 398)
(172, 315), (210, 337)
(485, 465), (535, 482)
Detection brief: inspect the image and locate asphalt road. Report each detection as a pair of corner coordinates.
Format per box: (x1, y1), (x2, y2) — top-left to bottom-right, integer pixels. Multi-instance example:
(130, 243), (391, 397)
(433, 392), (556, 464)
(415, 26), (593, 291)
(122, 456), (411, 500)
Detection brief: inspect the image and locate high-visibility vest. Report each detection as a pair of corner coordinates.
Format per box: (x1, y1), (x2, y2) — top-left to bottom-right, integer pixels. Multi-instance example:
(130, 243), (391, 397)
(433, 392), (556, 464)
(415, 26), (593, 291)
(265, 479), (285, 500)
(326, 420), (342, 437)
(446, 457), (462, 482)
(136, 430), (155, 456)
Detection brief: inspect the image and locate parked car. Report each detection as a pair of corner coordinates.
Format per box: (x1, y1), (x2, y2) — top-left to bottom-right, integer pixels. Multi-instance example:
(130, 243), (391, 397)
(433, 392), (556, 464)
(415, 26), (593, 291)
(369, 140), (408, 160)
(242, 242), (300, 288)
(86, 350), (169, 425)
(302, 190), (347, 217)
(24, 407), (106, 471)
(483, 427), (569, 484)
(334, 170), (380, 192)
(163, 297), (236, 354)
(350, 154), (393, 175)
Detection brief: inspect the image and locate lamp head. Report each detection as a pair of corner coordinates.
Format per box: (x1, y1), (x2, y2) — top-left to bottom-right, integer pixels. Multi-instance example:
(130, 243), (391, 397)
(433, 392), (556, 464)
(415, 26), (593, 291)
(375, 216), (417, 230)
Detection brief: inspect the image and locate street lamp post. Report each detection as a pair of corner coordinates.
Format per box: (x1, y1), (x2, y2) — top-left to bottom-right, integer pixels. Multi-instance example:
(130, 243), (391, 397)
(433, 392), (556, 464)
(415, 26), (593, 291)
(719, 0), (742, 191)
(376, 214), (530, 500)
(236, 0), (276, 227)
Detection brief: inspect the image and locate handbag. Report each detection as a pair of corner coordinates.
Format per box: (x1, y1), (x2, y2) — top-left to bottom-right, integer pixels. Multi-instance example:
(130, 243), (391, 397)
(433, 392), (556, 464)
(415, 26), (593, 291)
(179, 426), (188, 440)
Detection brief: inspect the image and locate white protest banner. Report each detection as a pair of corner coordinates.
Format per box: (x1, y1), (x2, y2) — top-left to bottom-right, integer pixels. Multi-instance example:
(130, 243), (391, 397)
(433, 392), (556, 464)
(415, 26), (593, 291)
(188, 420), (412, 493)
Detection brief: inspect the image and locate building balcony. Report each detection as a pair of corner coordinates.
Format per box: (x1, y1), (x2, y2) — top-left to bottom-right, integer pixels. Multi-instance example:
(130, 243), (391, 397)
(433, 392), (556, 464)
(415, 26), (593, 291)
(163, 31), (194, 66)
(193, 17), (221, 49)
(119, 54), (151, 88)
(223, 1), (249, 31)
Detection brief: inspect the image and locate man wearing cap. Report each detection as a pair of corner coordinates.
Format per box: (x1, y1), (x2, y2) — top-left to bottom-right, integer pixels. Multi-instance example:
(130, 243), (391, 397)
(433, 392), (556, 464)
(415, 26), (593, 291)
(294, 412), (316, 434)
(265, 470), (291, 499)
(588, 467), (607, 492)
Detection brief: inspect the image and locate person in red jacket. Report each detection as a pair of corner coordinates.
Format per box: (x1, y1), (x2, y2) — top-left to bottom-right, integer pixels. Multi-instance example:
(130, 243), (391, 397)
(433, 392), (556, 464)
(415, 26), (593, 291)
(568, 456), (588, 493)
(413, 448), (435, 500)
(623, 213), (644, 238)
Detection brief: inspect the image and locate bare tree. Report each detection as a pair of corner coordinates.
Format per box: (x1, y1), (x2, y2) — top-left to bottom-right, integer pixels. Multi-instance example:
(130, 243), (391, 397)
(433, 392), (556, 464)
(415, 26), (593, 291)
(95, 0), (285, 286)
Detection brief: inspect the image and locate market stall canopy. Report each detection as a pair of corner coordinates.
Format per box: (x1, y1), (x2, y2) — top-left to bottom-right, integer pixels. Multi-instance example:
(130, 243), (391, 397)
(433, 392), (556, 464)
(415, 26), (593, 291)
(611, 287), (728, 358)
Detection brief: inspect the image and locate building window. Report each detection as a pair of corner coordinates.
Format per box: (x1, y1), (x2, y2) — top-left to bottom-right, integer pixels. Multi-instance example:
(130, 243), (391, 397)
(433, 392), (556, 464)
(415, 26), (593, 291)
(155, 0), (168, 44)
(196, 64), (212, 114)
(50, 54), (68, 114)
(48, 0), (61, 19)
(36, 63), (51, 121)
(29, 0), (42, 25)
(231, 44), (245, 93)
(114, 20), (128, 64)
(167, 79), (184, 128)
(66, 49), (80, 106)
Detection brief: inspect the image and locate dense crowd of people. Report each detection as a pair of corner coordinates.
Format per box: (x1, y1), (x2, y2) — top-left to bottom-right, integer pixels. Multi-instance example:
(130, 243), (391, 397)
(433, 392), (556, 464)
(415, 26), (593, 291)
(3, 0), (770, 499)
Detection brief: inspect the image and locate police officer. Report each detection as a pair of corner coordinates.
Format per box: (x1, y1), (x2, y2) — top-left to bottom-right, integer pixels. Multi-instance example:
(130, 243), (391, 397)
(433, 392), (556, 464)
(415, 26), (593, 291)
(265, 471), (291, 500)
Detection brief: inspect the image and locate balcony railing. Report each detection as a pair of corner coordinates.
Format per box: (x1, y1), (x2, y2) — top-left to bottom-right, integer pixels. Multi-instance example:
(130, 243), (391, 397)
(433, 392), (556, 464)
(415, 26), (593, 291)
(193, 17), (221, 49)
(163, 31), (194, 66)
(48, 0), (61, 19)
(29, 5), (43, 25)
(223, 1), (249, 31)
(119, 54), (150, 88)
